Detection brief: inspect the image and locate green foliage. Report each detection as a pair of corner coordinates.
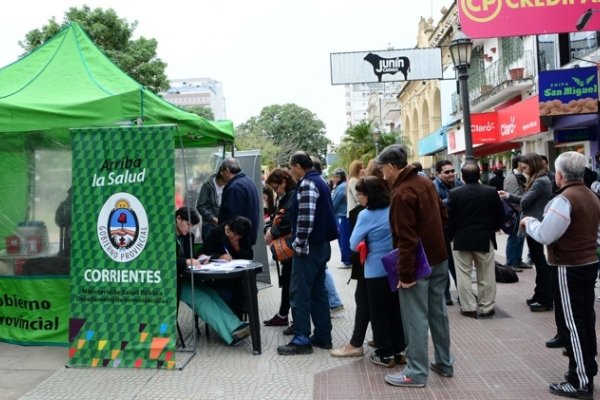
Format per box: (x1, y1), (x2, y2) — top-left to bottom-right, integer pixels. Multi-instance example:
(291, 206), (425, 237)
(184, 105), (215, 120)
(19, 6), (169, 93)
(235, 104), (331, 168)
(334, 121), (407, 170)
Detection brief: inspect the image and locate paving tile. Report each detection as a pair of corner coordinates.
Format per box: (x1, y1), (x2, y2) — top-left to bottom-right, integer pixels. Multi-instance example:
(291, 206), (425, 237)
(5, 234), (600, 399)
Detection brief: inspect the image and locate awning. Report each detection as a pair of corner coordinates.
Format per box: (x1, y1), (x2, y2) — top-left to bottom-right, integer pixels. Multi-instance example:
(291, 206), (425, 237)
(473, 142), (521, 157)
(448, 127), (520, 156)
(418, 126), (448, 156)
(551, 113), (599, 130)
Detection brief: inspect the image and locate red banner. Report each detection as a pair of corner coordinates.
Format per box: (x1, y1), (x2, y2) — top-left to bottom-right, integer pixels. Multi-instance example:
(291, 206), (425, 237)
(497, 96), (543, 141)
(471, 112), (498, 144)
(458, 0), (600, 39)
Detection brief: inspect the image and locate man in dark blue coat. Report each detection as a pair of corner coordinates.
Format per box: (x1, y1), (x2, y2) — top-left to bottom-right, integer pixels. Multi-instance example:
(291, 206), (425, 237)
(277, 151), (338, 355)
(218, 157), (261, 248)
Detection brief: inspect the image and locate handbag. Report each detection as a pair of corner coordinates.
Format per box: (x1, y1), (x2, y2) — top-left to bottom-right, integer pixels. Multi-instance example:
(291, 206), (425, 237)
(381, 241), (431, 292)
(500, 199), (519, 234)
(269, 206), (294, 261)
(356, 240), (368, 265)
(270, 234), (294, 261)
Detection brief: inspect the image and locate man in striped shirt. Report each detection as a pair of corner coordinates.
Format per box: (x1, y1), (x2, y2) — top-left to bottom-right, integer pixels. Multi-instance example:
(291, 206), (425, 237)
(277, 151), (338, 355)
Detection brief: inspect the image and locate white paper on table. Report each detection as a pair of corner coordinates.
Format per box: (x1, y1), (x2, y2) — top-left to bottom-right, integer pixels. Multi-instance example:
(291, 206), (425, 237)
(189, 259), (252, 272)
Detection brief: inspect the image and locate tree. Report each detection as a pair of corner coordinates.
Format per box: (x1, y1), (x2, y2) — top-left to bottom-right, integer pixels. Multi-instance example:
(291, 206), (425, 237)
(235, 104), (331, 167)
(334, 121), (407, 170)
(184, 105), (215, 120)
(19, 6), (169, 93)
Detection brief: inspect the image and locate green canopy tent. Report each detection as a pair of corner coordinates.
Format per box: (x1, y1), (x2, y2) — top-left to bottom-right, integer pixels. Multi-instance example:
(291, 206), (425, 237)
(0, 22), (235, 250)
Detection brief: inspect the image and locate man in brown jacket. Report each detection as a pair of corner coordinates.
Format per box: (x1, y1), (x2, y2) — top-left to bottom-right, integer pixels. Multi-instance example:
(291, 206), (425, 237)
(376, 144), (453, 388)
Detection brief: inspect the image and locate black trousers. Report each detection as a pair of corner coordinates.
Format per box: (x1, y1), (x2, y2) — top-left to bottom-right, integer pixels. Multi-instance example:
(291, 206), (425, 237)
(366, 276), (405, 358)
(349, 278), (370, 348)
(527, 237), (553, 305)
(551, 266), (569, 341)
(444, 237), (457, 301)
(278, 259), (292, 317)
(558, 264), (598, 389)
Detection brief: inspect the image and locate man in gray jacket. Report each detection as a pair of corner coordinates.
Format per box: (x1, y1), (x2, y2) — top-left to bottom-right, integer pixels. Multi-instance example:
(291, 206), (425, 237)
(196, 172), (225, 242)
(503, 155), (529, 272)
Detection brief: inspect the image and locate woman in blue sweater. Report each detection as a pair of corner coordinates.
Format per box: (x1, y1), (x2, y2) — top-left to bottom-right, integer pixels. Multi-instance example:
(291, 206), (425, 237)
(349, 176), (405, 368)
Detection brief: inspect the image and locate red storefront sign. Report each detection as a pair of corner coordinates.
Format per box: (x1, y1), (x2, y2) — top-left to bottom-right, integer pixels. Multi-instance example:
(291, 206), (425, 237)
(497, 96), (542, 141)
(458, 1), (600, 39)
(471, 112), (498, 144)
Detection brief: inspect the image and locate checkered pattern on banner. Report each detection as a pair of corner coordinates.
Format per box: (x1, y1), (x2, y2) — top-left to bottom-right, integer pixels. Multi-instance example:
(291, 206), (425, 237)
(68, 126), (176, 369)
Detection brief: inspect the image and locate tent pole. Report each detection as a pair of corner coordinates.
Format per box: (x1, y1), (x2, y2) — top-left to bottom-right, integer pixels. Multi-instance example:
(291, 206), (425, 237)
(175, 127), (197, 368)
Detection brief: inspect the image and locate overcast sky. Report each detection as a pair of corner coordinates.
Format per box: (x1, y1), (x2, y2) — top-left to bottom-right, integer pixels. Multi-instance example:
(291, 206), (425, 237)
(0, 0), (451, 144)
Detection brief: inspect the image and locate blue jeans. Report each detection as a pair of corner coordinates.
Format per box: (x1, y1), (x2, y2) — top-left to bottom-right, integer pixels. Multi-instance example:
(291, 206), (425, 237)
(325, 267), (342, 308)
(505, 230), (525, 266)
(289, 241), (332, 345)
(337, 216), (351, 265)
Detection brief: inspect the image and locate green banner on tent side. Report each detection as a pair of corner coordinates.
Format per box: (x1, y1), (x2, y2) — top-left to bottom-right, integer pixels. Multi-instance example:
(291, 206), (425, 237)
(0, 276), (69, 345)
(68, 126), (176, 369)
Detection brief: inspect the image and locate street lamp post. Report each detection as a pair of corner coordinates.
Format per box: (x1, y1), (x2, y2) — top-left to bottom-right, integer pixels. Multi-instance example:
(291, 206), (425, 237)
(449, 27), (475, 163)
(372, 128), (381, 155)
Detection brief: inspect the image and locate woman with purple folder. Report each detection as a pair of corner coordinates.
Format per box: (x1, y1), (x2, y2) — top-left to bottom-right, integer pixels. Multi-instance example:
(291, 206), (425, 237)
(348, 176), (406, 368)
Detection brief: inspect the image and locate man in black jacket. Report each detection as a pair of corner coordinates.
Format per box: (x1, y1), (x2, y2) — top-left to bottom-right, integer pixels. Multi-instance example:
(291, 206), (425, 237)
(218, 157), (260, 248)
(446, 163), (505, 319)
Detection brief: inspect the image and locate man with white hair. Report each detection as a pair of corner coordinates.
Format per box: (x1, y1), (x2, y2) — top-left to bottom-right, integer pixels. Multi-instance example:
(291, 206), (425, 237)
(521, 151), (600, 399)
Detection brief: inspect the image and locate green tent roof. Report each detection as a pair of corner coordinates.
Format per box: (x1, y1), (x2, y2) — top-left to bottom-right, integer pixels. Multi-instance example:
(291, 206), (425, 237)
(0, 22), (234, 148)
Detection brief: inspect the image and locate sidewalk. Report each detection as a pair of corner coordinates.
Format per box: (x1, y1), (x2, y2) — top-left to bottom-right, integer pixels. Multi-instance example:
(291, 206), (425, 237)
(1, 233), (598, 399)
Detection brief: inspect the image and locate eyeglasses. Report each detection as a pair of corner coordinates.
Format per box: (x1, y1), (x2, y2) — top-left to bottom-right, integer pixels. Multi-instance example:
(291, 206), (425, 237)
(269, 183), (281, 191)
(442, 169), (455, 175)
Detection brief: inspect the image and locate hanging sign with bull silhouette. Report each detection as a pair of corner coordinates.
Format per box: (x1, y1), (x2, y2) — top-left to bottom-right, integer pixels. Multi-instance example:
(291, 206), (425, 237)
(330, 48), (443, 85)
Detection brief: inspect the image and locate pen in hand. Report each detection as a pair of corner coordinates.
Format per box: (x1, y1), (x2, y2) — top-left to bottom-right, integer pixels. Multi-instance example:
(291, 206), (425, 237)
(222, 245), (232, 261)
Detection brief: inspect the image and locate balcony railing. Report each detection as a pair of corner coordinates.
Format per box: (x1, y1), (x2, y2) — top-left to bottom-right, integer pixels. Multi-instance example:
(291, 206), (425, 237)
(467, 50), (535, 101)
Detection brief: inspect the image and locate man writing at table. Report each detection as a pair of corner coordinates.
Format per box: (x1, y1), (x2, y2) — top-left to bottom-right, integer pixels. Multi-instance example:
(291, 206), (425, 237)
(175, 207), (250, 345)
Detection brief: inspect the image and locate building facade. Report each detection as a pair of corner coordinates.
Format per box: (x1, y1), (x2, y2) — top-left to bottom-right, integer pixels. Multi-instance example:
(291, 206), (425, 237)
(162, 78), (226, 120)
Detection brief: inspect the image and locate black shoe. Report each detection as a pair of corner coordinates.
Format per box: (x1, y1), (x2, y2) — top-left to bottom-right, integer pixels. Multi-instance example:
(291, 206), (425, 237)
(310, 336), (332, 349)
(516, 262), (533, 269)
(446, 298), (454, 306)
(460, 310), (477, 319)
(394, 351), (407, 365)
(549, 381), (593, 399)
(546, 335), (566, 348)
(479, 309), (495, 318)
(430, 362), (453, 377)
(509, 264), (523, 272)
(530, 302), (553, 312)
(563, 374), (594, 391)
(263, 314), (289, 326)
(283, 324), (294, 336)
(526, 297), (537, 306)
(369, 352), (396, 368)
(277, 342), (313, 355)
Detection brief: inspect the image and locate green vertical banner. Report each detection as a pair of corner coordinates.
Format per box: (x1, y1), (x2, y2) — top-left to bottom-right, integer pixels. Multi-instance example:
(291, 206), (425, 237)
(68, 126), (176, 369)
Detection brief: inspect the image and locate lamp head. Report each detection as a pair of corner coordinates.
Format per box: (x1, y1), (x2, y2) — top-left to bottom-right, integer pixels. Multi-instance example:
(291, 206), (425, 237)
(371, 128), (381, 143)
(449, 27), (473, 69)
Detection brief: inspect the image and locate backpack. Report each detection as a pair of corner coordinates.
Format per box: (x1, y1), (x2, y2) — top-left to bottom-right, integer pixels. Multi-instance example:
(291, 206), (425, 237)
(495, 261), (519, 283)
(500, 199), (519, 235)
